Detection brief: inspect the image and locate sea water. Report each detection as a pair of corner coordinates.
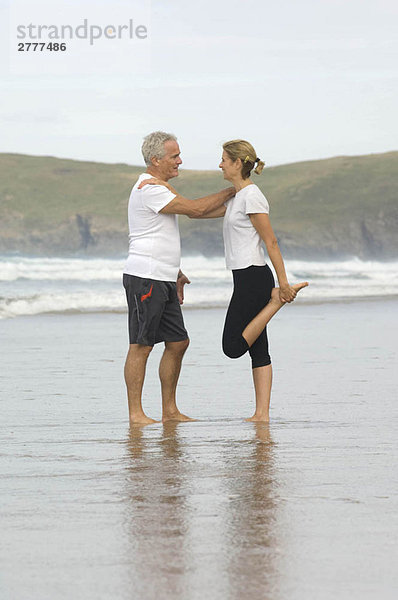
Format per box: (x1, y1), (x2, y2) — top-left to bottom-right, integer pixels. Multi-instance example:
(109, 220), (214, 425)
(1, 254), (398, 318)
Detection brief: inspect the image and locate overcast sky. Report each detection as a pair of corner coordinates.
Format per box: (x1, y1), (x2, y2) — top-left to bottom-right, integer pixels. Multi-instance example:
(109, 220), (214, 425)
(1, 0), (397, 169)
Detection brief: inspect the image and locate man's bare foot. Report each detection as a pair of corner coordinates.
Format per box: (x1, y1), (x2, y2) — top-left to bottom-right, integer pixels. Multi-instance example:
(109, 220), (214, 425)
(245, 414), (270, 423)
(162, 411), (196, 423)
(129, 414), (158, 426)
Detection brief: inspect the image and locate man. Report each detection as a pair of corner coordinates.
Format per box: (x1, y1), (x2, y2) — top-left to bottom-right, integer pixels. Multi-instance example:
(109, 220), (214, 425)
(123, 131), (234, 425)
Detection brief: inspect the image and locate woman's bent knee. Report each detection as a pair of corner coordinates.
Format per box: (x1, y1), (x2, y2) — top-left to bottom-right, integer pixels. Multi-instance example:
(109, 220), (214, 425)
(222, 336), (249, 359)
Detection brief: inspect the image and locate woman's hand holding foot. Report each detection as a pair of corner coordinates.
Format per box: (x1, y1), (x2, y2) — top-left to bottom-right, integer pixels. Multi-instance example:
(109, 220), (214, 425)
(279, 283), (296, 303)
(279, 281), (309, 303)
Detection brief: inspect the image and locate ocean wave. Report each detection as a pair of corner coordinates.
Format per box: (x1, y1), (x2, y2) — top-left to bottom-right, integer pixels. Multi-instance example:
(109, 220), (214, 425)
(1, 255), (398, 318)
(3, 255), (397, 283)
(286, 257), (398, 280)
(0, 257), (126, 282)
(0, 290), (127, 319)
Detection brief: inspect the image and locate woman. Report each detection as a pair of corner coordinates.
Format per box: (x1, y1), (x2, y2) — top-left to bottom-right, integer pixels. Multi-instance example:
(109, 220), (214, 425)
(215, 140), (308, 422)
(140, 139), (308, 422)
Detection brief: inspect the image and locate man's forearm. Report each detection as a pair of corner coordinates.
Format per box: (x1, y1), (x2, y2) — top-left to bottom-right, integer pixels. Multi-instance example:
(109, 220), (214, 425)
(192, 188), (233, 217)
(159, 187), (234, 218)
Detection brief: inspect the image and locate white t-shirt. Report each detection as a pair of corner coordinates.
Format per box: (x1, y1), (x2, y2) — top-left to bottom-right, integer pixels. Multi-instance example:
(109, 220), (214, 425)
(223, 184), (270, 270)
(124, 173), (180, 281)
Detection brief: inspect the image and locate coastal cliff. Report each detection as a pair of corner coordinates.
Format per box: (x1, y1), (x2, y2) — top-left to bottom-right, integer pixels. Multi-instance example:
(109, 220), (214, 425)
(1, 151), (397, 259)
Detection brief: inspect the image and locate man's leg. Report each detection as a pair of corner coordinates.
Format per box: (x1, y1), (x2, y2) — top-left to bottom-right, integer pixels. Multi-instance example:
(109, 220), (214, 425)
(124, 343), (157, 425)
(159, 339), (193, 422)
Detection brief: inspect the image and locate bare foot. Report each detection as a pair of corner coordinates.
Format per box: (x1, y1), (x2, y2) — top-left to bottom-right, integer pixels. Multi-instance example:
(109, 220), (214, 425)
(245, 414), (270, 423)
(285, 280), (309, 302)
(282, 281), (309, 299)
(129, 414), (158, 426)
(286, 281), (309, 303)
(162, 412), (196, 423)
(293, 281), (309, 293)
(273, 281), (309, 306)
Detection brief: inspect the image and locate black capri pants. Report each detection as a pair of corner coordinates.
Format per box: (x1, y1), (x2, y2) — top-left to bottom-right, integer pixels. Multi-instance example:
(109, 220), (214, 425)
(222, 264), (275, 368)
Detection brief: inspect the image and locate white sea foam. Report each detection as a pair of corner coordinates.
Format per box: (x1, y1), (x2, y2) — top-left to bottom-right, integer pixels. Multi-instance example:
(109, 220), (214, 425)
(1, 255), (397, 318)
(0, 257), (125, 282)
(0, 290), (127, 319)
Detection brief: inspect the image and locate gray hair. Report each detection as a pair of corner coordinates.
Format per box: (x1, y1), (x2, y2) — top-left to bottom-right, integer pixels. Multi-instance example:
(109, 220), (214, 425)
(141, 131), (177, 166)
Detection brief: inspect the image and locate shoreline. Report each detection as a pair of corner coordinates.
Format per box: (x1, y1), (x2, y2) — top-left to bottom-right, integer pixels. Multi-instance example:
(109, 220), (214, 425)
(1, 294), (398, 321)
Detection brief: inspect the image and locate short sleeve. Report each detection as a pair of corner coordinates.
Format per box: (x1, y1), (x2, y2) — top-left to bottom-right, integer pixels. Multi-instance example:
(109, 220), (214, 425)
(143, 185), (176, 214)
(245, 188), (269, 215)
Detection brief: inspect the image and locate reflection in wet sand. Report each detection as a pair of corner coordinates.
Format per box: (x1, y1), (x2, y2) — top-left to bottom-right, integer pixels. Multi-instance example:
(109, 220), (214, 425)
(123, 422), (280, 600)
(124, 423), (189, 599)
(223, 423), (279, 600)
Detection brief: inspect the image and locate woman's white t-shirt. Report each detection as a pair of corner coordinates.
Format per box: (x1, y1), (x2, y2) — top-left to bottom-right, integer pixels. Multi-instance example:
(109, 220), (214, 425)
(223, 184), (269, 270)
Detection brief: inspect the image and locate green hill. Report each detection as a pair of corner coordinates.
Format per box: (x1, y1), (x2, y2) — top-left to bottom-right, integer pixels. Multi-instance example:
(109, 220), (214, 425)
(0, 151), (397, 258)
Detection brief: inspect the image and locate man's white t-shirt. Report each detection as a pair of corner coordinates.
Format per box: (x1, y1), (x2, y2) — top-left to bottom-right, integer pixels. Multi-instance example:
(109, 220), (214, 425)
(124, 173), (180, 281)
(223, 184), (270, 270)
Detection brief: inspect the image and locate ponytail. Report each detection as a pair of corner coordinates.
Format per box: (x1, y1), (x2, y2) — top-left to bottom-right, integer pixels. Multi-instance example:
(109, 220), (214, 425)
(223, 140), (265, 179)
(254, 158), (265, 175)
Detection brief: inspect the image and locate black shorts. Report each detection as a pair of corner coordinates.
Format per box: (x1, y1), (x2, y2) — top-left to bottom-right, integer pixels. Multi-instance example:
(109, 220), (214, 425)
(123, 274), (188, 346)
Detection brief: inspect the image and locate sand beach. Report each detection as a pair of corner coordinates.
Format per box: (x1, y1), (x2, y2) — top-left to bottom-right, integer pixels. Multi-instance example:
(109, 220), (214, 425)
(1, 298), (397, 599)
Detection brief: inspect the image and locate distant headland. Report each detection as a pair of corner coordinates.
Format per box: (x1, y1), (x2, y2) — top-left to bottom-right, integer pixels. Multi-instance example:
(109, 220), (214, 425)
(1, 151), (397, 259)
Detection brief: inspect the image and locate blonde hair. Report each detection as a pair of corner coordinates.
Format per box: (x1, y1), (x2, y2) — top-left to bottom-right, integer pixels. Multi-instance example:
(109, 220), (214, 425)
(222, 139), (265, 179)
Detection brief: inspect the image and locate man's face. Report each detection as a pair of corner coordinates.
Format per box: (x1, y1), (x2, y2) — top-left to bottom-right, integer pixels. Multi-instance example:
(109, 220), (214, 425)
(156, 140), (182, 180)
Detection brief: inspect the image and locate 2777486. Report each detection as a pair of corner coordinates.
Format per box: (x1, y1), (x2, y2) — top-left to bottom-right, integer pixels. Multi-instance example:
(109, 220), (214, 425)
(18, 43), (67, 51)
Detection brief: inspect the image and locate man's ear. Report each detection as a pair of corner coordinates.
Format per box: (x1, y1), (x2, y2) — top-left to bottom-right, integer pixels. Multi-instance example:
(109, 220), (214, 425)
(150, 156), (159, 167)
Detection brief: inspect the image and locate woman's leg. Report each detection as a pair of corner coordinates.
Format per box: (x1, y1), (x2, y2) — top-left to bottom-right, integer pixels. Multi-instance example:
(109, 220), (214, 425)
(222, 267), (273, 422)
(247, 307), (272, 422)
(242, 282), (308, 347)
(223, 265), (274, 360)
(244, 281), (307, 422)
(246, 364), (272, 422)
(222, 282), (250, 360)
(223, 267), (307, 422)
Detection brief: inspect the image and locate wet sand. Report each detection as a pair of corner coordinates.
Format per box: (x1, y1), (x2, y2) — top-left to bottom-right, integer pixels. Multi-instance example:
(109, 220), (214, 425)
(1, 299), (397, 599)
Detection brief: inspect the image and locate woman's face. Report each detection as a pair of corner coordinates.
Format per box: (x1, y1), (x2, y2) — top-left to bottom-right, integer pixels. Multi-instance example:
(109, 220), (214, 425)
(219, 151), (239, 181)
